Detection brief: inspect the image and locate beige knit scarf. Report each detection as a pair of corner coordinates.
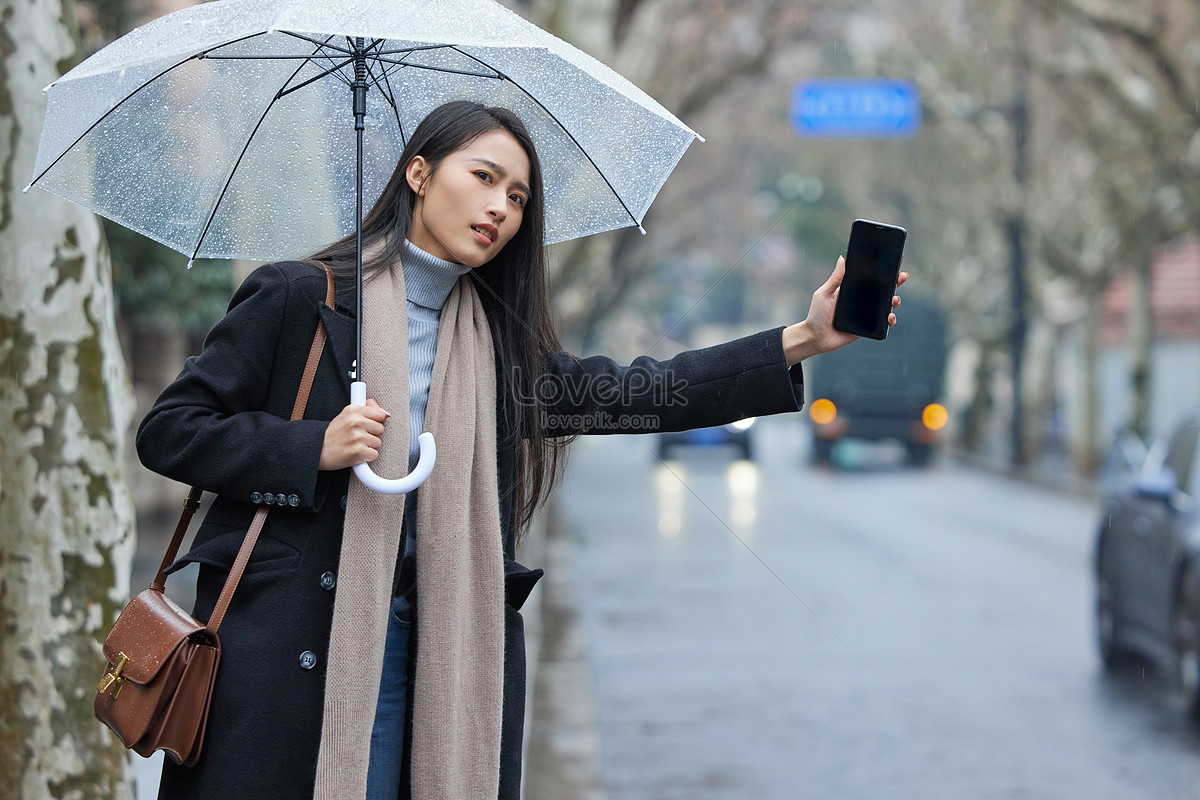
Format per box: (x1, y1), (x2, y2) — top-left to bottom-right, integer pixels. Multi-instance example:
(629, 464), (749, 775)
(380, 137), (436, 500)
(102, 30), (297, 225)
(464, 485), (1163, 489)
(313, 259), (505, 800)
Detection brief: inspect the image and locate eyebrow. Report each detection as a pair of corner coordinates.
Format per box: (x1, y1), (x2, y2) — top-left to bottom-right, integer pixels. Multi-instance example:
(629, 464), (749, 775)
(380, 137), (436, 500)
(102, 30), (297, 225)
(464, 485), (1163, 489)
(468, 158), (532, 199)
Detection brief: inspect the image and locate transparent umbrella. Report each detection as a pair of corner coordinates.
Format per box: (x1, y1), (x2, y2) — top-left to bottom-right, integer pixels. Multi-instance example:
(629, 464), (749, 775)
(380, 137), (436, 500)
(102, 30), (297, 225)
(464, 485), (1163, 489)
(28, 0), (701, 493)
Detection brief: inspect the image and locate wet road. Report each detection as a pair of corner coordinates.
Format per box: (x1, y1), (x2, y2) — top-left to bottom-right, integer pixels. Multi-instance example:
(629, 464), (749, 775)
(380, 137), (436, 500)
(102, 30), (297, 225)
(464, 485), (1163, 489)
(548, 417), (1200, 800)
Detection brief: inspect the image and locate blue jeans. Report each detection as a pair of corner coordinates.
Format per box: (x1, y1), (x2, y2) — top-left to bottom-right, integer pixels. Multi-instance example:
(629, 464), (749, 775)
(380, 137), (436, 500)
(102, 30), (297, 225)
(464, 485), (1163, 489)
(365, 596), (412, 800)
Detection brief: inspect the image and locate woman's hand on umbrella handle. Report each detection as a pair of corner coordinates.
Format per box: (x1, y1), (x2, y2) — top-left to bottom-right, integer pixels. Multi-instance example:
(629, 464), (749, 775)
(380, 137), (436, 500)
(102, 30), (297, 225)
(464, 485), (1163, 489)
(319, 398), (389, 471)
(348, 382), (437, 495)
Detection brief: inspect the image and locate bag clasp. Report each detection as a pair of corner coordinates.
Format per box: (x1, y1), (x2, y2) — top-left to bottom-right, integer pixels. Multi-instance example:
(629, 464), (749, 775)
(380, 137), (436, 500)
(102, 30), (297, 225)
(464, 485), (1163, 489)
(97, 652), (130, 698)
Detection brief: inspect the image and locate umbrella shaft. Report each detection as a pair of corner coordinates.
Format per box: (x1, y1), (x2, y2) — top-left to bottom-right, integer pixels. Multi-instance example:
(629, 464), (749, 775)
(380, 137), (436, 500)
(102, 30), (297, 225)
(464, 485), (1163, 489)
(354, 37), (367, 382)
(356, 123), (363, 382)
(354, 87), (367, 129)
(352, 37), (368, 131)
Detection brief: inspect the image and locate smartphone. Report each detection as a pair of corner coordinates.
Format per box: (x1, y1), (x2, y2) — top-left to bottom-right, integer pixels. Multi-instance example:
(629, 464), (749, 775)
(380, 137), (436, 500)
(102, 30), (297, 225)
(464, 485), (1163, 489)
(832, 219), (907, 340)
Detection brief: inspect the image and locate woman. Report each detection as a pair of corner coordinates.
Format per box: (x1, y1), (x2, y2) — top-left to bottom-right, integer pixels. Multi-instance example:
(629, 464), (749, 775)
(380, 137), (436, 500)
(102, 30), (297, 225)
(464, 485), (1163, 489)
(137, 100), (905, 800)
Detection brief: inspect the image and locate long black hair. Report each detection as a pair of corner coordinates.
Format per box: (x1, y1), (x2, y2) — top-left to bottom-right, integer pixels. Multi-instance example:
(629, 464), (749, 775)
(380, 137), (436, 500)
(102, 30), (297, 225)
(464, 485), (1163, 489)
(310, 100), (569, 537)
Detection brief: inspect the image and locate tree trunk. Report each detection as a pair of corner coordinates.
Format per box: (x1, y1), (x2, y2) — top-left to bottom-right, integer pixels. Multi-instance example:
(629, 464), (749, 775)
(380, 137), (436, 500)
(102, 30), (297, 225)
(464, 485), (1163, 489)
(1074, 286), (1101, 476)
(963, 342), (993, 455)
(0, 1), (137, 798)
(1021, 318), (1052, 467)
(1128, 228), (1153, 440)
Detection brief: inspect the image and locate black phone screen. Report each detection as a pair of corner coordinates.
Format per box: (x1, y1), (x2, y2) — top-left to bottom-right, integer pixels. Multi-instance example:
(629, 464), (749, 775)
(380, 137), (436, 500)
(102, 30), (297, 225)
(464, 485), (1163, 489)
(832, 219), (907, 340)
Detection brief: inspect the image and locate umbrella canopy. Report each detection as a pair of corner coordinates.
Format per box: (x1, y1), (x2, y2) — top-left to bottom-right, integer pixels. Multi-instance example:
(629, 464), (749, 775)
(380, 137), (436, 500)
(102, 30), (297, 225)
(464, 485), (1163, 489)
(29, 0), (702, 262)
(29, 0), (702, 494)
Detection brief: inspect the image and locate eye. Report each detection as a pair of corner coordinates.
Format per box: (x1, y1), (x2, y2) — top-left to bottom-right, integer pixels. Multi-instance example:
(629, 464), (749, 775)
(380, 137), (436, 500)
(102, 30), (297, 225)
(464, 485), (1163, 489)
(510, 193), (527, 208)
(475, 170), (492, 183)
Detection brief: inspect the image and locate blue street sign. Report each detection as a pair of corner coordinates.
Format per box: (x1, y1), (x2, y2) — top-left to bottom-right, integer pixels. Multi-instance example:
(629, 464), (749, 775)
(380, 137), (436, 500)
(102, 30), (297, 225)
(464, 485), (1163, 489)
(791, 79), (921, 138)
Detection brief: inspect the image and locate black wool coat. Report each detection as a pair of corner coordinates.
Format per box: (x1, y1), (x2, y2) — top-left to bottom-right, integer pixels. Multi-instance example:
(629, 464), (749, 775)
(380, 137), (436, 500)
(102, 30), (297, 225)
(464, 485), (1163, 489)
(136, 260), (807, 800)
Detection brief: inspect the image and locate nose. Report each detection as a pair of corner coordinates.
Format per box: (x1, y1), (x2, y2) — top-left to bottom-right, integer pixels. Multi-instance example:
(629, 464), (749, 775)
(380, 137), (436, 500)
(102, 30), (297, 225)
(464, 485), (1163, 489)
(486, 189), (507, 221)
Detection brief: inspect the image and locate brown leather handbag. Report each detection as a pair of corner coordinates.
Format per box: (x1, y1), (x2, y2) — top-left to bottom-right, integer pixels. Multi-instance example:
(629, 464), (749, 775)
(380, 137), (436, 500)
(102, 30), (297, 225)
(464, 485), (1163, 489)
(94, 265), (335, 766)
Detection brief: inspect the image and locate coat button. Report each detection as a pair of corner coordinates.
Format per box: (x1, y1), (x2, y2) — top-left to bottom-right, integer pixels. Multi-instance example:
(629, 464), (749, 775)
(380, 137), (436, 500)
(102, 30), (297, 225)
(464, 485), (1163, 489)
(264, 492), (275, 505)
(288, 494), (300, 507)
(340, 495), (348, 511)
(320, 572), (337, 591)
(276, 494), (288, 506)
(299, 651), (317, 670)
(251, 492), (263, 504)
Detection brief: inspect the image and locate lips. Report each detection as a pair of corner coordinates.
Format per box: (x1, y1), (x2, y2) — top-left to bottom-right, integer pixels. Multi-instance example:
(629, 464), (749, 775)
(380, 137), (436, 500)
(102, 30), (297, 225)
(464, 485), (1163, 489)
(471, 224), (497, 243)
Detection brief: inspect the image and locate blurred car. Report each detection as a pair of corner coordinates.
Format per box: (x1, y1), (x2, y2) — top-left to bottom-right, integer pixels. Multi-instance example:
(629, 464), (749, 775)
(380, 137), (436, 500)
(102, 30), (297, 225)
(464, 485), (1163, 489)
(658, 418), (756, 460)
(807, 295), (947, 467)
(1095, 410), (1200, 715)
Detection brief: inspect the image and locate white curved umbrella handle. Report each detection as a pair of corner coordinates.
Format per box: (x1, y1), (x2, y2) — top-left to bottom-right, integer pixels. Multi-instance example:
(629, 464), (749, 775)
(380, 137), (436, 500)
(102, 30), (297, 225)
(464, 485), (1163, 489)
(350, 381), (436, 495)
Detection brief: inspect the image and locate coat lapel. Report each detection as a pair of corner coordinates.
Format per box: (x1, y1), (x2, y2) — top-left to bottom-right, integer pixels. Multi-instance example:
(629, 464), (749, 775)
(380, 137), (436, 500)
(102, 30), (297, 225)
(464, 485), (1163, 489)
(318, 303), (356, 393)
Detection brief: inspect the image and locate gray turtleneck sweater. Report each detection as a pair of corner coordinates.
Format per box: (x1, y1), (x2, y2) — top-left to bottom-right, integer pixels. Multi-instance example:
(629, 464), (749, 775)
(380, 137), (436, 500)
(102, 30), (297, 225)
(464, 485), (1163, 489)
(400, 239), (470, 567)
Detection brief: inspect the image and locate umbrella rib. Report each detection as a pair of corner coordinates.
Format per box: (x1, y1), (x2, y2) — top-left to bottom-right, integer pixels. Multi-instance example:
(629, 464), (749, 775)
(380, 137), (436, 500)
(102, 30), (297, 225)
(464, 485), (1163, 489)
(276, 57), (354, 99)
(28, 31), (271, 190)
(276, 32), (355, 84)
(362, 57), (398, 114)
(377, 60), (410, 92)
(370, 58), (502, 79)
(363, 36), (501, 79)
(372, 44), (457, 56)
(279, 30), (354, 57)
(448, 45), (643, 231)
(300, 34), (353, 88)
(199, 54), (347, 60)
(374, 60), (405, 141)
(374, 50), (417, 88)
(189, 42), (332, 264)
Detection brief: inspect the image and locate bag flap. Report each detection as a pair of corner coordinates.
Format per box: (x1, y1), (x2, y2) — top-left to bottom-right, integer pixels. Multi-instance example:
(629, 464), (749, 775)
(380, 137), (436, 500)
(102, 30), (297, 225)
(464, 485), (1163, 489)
(102, 589), (204, 685)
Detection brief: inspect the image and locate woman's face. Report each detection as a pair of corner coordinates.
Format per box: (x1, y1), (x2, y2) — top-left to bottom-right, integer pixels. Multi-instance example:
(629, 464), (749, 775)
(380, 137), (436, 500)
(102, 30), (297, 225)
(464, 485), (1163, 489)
(406, 129), (531, 268)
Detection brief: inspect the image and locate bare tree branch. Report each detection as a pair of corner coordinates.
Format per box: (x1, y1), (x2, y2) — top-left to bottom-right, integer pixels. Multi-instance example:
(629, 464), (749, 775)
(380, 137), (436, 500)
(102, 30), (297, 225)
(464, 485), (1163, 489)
(1027, 0), (1199, 126)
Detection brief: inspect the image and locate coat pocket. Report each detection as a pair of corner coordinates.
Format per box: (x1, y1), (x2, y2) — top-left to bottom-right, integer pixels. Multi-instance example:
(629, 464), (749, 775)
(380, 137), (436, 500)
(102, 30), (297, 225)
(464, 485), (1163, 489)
(165, 521), (302, 578)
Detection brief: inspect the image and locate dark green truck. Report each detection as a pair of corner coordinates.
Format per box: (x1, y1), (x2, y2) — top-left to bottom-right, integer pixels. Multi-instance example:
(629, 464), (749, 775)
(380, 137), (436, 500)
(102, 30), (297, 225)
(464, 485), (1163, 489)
(806, 295), (948, 466)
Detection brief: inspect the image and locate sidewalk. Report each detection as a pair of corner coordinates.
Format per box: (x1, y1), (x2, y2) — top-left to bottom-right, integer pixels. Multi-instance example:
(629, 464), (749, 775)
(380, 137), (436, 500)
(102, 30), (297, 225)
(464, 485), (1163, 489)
(522, 505), (607, 800)
(944, 447), (1105, 501)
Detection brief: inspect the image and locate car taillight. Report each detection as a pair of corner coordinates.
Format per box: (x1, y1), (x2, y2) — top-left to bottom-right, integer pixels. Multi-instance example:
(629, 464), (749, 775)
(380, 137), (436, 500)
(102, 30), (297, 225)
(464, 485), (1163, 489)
(922, 403), (948, 431)
(809, 399), (837, 426)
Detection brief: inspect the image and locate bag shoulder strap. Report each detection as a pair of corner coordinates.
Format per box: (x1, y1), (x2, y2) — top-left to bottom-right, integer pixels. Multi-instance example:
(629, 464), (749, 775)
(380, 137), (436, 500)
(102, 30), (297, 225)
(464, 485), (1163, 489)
(150, 264), (337, 638)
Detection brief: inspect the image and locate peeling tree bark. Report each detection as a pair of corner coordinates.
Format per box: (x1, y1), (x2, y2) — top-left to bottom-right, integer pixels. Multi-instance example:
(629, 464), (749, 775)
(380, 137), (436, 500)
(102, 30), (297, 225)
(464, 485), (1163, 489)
(0, 0), (137, 798)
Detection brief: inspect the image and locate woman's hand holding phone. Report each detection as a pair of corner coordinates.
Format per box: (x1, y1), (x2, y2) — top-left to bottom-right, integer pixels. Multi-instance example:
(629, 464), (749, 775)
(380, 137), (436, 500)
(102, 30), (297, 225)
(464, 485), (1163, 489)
(782, 255), (907, 367)
(832, 219), (908, 340)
